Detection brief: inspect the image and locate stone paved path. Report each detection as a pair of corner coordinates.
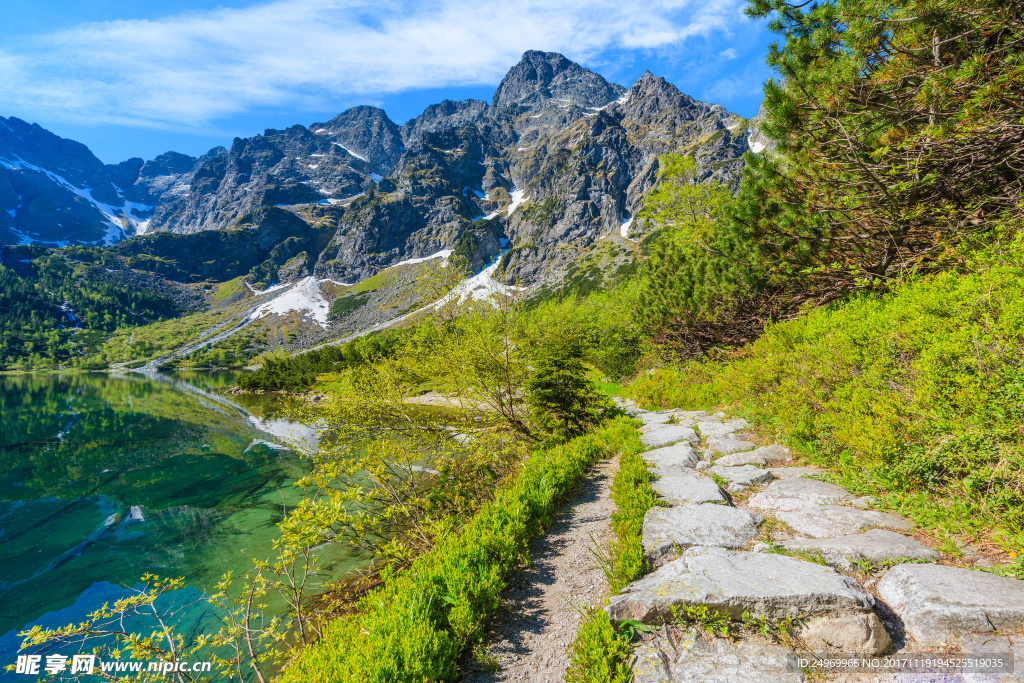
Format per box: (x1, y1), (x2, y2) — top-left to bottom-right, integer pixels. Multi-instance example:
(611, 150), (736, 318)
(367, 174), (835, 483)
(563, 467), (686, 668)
(612, 398), (1024, 683)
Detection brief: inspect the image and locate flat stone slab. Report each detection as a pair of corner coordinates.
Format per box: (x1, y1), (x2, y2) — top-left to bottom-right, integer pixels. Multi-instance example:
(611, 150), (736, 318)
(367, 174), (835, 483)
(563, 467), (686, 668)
(747, 478), (855, 511)
(641, 424), (700, 449)
(633, 630), (803, 683)
(695, 419), (749, 439)
(650, 470), (729, 506)
(878, 563), (1024, 647)
(781, 529), (940, 571)
(958, 634), (1024, 682)
(643, 504), (763, 563)
(607, 546), (876, 626)
(715, 444), (792, 467)
(769, 466), (821, 479)
(708, 464), (774, 488)
(639, 412), (676, 426)
(706, 436), (756, 454)
(643, 443), (700, 469)
(774, 505), (912, 538)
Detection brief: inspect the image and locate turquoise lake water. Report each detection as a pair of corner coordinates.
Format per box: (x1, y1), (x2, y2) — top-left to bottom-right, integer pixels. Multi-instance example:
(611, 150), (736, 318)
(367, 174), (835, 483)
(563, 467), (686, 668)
(0, 371), (366, 680)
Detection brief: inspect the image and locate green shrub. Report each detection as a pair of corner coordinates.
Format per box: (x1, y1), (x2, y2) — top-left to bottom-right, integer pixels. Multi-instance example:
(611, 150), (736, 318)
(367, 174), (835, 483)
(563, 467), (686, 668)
(630, 234), (1024, 544)
(564, 609), (632, 683)
(278, 418), (637, 682)
(606, 429), (657, 591)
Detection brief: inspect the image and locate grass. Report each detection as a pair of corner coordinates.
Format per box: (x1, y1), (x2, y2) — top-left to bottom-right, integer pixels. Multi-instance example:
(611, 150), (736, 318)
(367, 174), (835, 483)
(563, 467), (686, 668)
(278, 417), (639, 682)
(629, 234), (1024, 554)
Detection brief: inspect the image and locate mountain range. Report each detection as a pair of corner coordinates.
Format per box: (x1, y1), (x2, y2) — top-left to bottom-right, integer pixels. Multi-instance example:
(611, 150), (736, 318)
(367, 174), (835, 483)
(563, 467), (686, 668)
(0, 50), (754, 291)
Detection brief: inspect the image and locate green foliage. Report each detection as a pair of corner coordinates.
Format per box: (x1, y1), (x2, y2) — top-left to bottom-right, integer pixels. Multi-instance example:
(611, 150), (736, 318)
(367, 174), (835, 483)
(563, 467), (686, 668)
(0, 252), (177, 370)
(564, 610), (633, 683)
(737, 0), (1024, 296)
(236, 332), (401, 391)
(630, 233), (1024, 546)
(327, 293), (370, 321)
(526, 325), (607, 442)
(277, 418), (636, 683)
(672, 604), (732, 637)
(604, 427), (657, 592)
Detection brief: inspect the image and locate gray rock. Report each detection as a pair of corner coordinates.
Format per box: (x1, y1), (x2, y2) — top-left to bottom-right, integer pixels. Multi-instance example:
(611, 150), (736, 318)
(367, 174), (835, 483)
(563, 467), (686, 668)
(706, 436), (756, 454)
(958, 634), (1024, 683)
(774, 506), (913, 538)
(607, 547), (877, 628)
(715, 444), (792, 467)
(643, 504), (763, 563)
(695, 419), (749, 439)
(643, 443), (701, 469)
(639, 412), (675, 427)
(781, 529), (940, 572)
(798, 613), (892, 655)
(650, 470), (730, 506)
(769, 467), (821, 479)
(747, 478), (855, 512)
(641, 424), (701, 449)
(877, 563), (1024, 647)
(634, 629), (804, 682)
(708, 465), (774, 488)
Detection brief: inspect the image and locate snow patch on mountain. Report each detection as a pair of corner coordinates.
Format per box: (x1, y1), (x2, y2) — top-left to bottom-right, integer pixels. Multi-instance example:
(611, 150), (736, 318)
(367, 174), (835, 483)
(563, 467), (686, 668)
(249, 276), (330, 327)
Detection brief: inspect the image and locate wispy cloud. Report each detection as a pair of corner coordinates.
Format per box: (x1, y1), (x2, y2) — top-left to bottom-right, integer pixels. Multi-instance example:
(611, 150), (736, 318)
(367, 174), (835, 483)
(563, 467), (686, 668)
(0, 0), (747, 130)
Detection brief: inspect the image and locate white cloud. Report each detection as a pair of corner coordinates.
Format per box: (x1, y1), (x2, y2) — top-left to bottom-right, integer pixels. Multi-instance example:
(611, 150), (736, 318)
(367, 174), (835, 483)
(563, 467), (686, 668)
(0, 0), (746, 130)
(720, 47), (738, 59)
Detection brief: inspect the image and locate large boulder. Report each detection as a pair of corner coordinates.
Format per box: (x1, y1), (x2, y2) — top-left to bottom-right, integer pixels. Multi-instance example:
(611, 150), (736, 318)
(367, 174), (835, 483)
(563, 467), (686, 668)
(774, 506), (913, 538)
(747, 478), (855, 512)
(650, 470), (730, 506)
(643, 504), (763, 563)
(877, 563), (1024, 647)
(607, 546), (879, 628)
(643, 442), (700, 469)
(641, 424), (701, 449)
(780, 529), (940, 572)
(715, 445), (792, 467)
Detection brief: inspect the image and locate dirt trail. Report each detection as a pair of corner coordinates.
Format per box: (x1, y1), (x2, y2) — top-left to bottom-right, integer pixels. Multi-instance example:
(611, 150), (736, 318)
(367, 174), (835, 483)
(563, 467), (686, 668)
(463, 456), (618, 682)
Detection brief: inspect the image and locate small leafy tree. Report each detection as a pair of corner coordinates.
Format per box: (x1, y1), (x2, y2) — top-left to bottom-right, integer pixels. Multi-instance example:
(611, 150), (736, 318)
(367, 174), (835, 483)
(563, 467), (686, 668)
(526, 326), (605, 442)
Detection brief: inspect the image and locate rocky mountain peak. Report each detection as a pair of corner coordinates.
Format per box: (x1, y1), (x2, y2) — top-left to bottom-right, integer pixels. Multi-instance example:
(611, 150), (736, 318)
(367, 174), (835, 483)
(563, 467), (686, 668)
(491, 50), (625, 113)
(309, 106), (403, 174)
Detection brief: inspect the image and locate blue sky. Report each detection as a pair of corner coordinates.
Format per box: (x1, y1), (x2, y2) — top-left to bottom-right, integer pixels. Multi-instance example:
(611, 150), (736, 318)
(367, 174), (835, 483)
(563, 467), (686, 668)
(0, 1), (775, 164)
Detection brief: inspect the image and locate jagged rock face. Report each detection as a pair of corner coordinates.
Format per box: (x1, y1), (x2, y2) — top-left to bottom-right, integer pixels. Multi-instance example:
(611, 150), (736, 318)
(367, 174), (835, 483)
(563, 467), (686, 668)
(0, 116), (194, 246)
(491, 50), (626, 113)
(4, 51), (753, 288)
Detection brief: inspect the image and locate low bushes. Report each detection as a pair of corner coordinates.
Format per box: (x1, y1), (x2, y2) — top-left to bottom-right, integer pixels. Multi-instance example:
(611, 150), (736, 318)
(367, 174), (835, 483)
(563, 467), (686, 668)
(278, 417), (638, 682)
(630, 235), (1024, 547)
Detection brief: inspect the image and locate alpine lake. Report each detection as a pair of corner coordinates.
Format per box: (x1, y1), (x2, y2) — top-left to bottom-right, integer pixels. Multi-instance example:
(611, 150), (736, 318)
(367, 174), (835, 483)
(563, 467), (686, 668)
(0, 370), (368, 679)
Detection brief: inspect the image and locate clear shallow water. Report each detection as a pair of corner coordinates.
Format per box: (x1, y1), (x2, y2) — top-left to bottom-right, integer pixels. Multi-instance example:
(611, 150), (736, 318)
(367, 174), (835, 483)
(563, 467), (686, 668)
(0, 371), (366, 678)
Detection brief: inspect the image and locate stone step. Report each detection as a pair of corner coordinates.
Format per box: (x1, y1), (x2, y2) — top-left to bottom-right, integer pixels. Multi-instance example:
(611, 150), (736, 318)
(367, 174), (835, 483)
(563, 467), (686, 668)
(706, 436), (756, 454)
(779, 529), (940, 571)
(878, 563), (1024, 647)
(708, 464), (774, 488)
(643, 504), (763, 564)
(641, 424), (701, 449)
(695, 419), (749, 439)
(607, 546), (889, 653)
(773, 505), (912, 538)
(633, 629), (803, 683)
(768, 466), (821, 479)
(714, 445), (791, 467)
(747, 478), (856, 511)
(650, 469), (729, 506)
(643, 443), (700, 469)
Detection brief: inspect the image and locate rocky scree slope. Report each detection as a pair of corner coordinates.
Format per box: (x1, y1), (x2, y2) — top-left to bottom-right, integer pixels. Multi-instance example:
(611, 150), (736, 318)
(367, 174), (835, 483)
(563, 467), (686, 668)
(2, 51), (751, 293)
